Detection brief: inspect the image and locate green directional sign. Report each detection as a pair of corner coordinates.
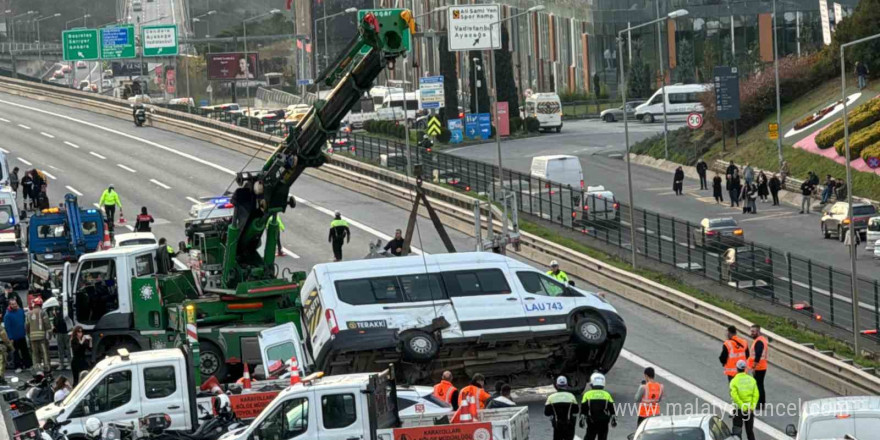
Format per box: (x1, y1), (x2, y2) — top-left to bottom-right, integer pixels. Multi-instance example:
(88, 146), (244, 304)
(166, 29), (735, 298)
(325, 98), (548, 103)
(62, 29), (100, 61)
(142, 24), (178, 57)
(101, 25), (136, 59)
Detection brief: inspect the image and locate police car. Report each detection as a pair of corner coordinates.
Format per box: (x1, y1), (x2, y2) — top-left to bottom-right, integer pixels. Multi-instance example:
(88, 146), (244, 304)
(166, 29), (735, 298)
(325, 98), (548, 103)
(188, 195), (235, 221)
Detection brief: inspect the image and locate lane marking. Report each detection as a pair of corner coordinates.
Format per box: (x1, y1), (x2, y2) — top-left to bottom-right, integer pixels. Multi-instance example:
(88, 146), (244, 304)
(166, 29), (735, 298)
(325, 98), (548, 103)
(0, 147), (7, 153)
(149, 178), (171, 189)
(65, 185), (83, 196)
(117, 164), (137, 173)
(42, 171), (57, 180)
(281, 248), (301, 259)
(64, 141), (80, 149)
(89, 151), (106, 159)
(620, 350), (787, 439)
(17, 124), (30, 130)
(185, 196), (200, 204)
(40, 132), (55, 139)
(0, 117), (9, 122)
(124, 224), (135, 231)
(173, 258), (188, 271)
(17, 157), (32, 165)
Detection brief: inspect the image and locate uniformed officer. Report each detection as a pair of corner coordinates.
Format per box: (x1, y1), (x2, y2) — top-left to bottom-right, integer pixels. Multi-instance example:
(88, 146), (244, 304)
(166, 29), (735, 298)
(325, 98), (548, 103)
(730, 360), (759, 440)
(579, 372), (616, 440)
(0, 325), (12, 384)
(545, 376), (579, 440)
(328, 211), (351, 262)
(433, 370), (459, 410)
(547, 260), (570, 283)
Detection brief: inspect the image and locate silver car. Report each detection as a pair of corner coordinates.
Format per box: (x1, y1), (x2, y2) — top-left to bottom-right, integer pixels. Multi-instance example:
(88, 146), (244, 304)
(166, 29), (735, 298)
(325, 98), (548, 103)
(600, 101), (643, 122)
(632, 414), (737, 440)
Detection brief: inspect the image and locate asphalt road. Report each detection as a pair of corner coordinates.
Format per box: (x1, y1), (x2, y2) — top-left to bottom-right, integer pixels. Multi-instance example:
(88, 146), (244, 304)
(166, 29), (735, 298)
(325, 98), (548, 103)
(446, 118), (880, 284)
(0, 94), (836, 439)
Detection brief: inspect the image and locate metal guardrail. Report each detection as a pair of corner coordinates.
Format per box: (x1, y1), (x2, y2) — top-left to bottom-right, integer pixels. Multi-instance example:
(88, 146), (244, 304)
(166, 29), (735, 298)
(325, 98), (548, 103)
(561, 99), (619, 120)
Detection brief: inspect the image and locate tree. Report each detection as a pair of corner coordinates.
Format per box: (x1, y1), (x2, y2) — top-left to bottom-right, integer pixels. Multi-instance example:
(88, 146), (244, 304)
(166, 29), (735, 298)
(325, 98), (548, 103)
(674, 39), (696, 84)
(626, 40), (652, 99)
(468, 51), (490, 114)
(438, 35), (460, 124)
(494, 25), (520, 121)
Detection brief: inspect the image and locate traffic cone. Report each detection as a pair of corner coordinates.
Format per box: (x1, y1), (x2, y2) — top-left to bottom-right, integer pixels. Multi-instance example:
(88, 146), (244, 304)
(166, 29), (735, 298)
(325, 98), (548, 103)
(118, 210), (126, 225)
(200, 376), (222, 395)
(453, 395), (471, 423)
(101, 222), (112, 250)
(289, 356), (300, 385)
(241, 363), (252, 391)
(468, 394), (478, 421)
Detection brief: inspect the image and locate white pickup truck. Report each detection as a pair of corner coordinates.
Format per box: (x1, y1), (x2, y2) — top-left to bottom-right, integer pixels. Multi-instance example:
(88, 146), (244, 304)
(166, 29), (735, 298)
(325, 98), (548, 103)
(219, 368), (529, 440)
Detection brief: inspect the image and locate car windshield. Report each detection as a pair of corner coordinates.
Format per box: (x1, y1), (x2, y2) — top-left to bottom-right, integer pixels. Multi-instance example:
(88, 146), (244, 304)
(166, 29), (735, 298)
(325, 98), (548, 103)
(735, 249), (769, 262)
(638, 427), (705, 440)
(853, 205), (877, 216)
(120, 239), (156, 246)
(420, 392), (451, 408)
(62, 364), (106, 406)
(709, 219), (737, 228)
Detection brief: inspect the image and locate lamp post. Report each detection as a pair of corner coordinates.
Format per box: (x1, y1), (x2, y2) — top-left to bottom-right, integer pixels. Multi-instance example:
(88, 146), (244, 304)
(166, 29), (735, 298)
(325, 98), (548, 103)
(192, 10), (216, 38)
(618, 9), (689, 269)
(243, 9), (281, 129)
(36, 14), (61, 64)
(772, 0), (783, 166)
(314, 7), (357, 76)
(67, 14), (91, 29)
(187, 11), (216, 99)
(839, 31), (880, 356)
(655, 1), (669, 160)
(10, 11), (36, 79)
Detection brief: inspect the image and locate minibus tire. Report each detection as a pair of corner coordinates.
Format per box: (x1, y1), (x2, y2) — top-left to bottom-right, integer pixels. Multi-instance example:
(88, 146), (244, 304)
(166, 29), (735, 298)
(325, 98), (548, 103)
(401, 331), (439, 362)
(573, 314), (608, 346)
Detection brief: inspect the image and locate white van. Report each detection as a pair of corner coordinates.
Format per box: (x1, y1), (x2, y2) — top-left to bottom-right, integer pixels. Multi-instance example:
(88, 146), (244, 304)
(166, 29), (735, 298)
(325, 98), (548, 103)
(635, 84), (709, 123)
(0, 151), (12, 187)
(524, 93), (563, 132)
(531, 155), (584, 190)
(786, 396), (880, 439)
(380, 91), (420, 121)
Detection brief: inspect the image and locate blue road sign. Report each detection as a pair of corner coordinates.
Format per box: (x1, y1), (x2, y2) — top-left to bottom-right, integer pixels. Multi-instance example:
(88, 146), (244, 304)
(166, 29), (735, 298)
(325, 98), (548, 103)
(465, 114), (479, 139)
(448, 118), (463, 144)
(296, 79), (313, 86)
(419, 75), (443, 84)
(478, 113), (491, 140)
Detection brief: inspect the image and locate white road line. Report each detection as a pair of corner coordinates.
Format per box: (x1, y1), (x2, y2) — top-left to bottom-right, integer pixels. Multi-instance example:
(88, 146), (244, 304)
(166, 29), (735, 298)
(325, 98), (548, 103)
(124, 224), (135, 231)
(620, 350), (787, 439)
(40, 132), (55, 139)
(117, 164), (137, 173)
(64, 141), (80, 149)
(17, 124), (30, 130)
(17, 157), (32, 165)
(42, 171), (57, 180)
(778, 276), (875, 311)
(149, 178), (171, 189)
(93, 203), (102, 210)
(0, 147), (7, 153)
(185, 196), (200, 204)
(172, 258), (188, 271)
(281, 248), (301, 259)
(65, 186), (83, 196)
(0, 118), (9, 122)
(89, 151), (106, 159)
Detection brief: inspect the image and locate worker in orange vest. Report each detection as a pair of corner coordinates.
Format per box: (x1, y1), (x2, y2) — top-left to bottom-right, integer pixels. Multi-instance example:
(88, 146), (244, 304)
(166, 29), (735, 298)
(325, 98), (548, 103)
(719, 325), (749, 382)
(747, 324), (769, 410)
(634, 367), (663, 426)
(433, 370), (460, 410)
(458, 373), (491, 409)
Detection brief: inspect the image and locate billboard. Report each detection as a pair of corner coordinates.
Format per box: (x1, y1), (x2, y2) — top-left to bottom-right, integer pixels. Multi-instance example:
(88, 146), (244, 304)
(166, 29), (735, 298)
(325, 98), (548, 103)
(207, 52), (258, 81)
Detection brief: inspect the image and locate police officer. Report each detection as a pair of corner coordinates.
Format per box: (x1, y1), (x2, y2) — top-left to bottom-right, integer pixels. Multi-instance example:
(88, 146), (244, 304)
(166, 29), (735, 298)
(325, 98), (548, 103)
(547, 260), (569, 283)
(98, 184), (123, 231)
(545, 376), (579, 440)
(730, 360), (759, 440)
(580, 372), (616, 440)
(135, 206), (155, 232)
(274, 214), (286, 257)
(328, 211), (351, 262)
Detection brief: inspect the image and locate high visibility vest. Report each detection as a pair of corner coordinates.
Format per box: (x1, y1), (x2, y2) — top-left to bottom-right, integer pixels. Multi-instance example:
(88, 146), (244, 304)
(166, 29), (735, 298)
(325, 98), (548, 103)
(458, 385), (490, 409)
(547, 270), (569, 283)
(433, 380), (457, 404)
(27, 309), (48, 341)
(724, 336), (748, 377)
(748, 335), (769, 371)
(638, 382), (663, 418)
(330, 219), (349, 228)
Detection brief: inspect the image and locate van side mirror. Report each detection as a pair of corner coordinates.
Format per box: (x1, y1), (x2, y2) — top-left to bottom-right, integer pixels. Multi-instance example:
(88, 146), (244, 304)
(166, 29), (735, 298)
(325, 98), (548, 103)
(785, 424), (797, 437)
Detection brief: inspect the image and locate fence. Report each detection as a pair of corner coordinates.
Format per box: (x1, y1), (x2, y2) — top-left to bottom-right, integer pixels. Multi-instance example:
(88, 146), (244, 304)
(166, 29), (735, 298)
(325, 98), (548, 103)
(339, 132), (880, 340)
(561, 99), (620, 120)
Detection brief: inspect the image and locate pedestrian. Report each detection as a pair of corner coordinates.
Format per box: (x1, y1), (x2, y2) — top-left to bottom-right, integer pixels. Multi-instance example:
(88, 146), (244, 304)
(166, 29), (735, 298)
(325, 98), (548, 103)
(52, 304), (69, 370)
(384, 228), (405, 256)
(696, 158), (708, 190)
(70, 325), (92, 387)
(730, 174), (742, 208)
(844, 228), (861, 246)
(726, 161), (739, 179)
(743, 163), (754, 186)
(3, 297), (31, 372)
(545, 376), (579, 440)
(26, 296), (52, 373)
(20, 170), (33, 210)
(635, 367), (663, 426)
(458, 373), (492, 409)
(730, 359), (759, 440)
(0, 324), (12, 384)
(673, 167), (685, 195)
(713, 173), (724, 204)
(719, 325), (749, 383)
(740, 184), (750, 214)
(9, 167), (19, 194)
(821, 175), (835, 204)
(134, 206), (154, 232)
(747, 324), (769, 411)
(158, 238), (176, 271)
(757, 172), (769, 203)
(433, 370), (460, 410)
(547, 260), (570, 285)
(53, 376), (72, 403)
(98, 184), (123, 231)
(809, 171), (819, 186)
(747, 183), (758, 214)
(487, 384), (516, 408)
(274, 214), (285, 257)
(779, 161), (790, 187)
(836, 180), (848, 201)
(579, 372), (617, 440)
(769, 174), (781, 206)
(856, 61), (870, 90)
(328, 211), (351, 262)
(799, 178), (815, 214)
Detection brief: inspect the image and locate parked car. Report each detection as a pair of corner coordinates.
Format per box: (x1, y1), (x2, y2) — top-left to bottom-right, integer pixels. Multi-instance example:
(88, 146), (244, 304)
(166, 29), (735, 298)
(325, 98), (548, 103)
(397, 386), (452, 417)
(867, 216), (880, 254)
(821, 202), (878, 241)
(115, 232), (158, 247)
(720, 246), (774, 291)
(632, 414), (737, 440)
(600, 101), (643, 122)
(694, 217), (744, 251)
(786, 396), (880, 440)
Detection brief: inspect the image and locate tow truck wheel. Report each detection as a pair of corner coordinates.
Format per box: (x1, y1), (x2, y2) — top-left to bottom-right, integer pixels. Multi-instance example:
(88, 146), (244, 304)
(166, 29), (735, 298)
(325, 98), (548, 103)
(400, 331), (438, 362)
(573, 314), (608, 346)
(199, 341), (228, 381)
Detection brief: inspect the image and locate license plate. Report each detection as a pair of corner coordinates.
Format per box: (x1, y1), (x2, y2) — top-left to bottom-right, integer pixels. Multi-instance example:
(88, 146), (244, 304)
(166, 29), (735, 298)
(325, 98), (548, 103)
(721, 232), (733, 236)
(0, 258), (12, 264)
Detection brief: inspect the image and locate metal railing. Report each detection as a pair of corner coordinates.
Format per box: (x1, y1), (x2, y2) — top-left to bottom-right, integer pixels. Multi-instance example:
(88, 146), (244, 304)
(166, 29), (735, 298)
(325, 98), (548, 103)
(561, 99), (620, 120)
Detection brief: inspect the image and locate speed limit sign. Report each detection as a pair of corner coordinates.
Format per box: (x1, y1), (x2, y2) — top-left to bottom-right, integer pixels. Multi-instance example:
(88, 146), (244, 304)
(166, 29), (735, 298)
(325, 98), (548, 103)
(687, 113), (704, 129)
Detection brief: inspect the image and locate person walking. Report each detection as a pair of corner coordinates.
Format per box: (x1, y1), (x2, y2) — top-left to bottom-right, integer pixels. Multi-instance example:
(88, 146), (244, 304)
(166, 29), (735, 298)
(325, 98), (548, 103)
(730, 174), (742, 208)
(579, 372), (617, 440)
(821, 175), (835, 204)
(20, 170), (33, 210)
(328, 211), (351, 262)
(635, 367), (663, 426)
(712, 173), (724, 204)
(856, 61), (870, 90)
(384, 229), (405, 256)
(547, 260), (570, 284)
(743, 163), (754, 187)
(3, 297), (30, 372)
(696, 158), (708, 190)
(274, 214), (286, 257)
(757, 172), (769, 203)
(0, 324), (12, 384)
(52, 305), (69, 370)
(719, 325), (749, 383)
(134, 206), (155, 232)
(487, 384), (516, 408)
(433, 370), (460, 410)
(26, 296), (52, 373)
(799, 178), (815, 214)
(545, 376), (579, 440)
(730, 360), (759, 440)
(769, 174), (781, 206)
(458, 373), (492, 409)
(98, 184), (123, 231)
(746, 183), (758, 215)
(9, 167), (19, 194)
(747, 324), (769, 411)
(673, 167), (685, 196)
(779, 161), (790, 187)
(70, 325), (92, 387)
(53, 376), (72, 403)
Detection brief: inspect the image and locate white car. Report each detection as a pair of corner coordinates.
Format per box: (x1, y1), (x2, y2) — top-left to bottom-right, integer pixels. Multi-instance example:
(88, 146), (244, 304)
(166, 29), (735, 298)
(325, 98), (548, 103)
(76, 60), (87, 69)
(786, 396), (880, 439)
(189, 195), (234, 220)
(397, 386), (452, 417)
(633, 414), (737, 440)
(115, 232), (157, 247)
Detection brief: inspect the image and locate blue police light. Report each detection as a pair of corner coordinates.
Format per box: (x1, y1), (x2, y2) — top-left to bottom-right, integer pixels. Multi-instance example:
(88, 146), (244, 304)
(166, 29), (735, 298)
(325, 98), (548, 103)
(8, 218), (14, 225)
(87, 209), (97, 214)
(211, 197), (230, 206)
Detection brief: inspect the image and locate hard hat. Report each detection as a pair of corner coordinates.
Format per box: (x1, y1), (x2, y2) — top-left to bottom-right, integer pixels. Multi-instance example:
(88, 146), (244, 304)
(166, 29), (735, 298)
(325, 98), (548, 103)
(736, 359), (747, 370)
(550, 260), (559, 267)
(84, 418), (103, 437)
(555, 376), (568, 388)
(590, 372), (606, 388)
(32, 297), (43, 306)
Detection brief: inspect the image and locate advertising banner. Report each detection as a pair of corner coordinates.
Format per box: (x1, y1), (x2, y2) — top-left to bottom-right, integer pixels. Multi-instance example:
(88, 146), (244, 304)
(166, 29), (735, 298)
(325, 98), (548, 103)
(207, 52), (259, 81)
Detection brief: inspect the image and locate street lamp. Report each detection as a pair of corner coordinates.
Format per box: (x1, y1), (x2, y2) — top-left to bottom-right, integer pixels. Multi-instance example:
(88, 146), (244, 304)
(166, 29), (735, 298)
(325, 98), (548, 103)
(10, 11), (36, 79)
(618, 9), (688, 269)
(242, 9), (282, 129)
(839, 31), (880, 356)
(654, 6), (688, 159)
(192, 10), (216, 38)
(35, 13), (61, 66)
(314, 7), (357, 74)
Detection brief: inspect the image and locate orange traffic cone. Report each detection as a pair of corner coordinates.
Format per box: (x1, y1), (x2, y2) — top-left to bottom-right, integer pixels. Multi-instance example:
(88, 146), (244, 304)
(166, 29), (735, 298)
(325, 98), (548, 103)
(200, 376), (222, 395)
(118, 210), (126, 225)
(289, 356), (300, 385)
(469, 394), (479, 421)
(241, 363), (252, 391)
(101, 222), (112, 250)
(452, 395), (471, 424)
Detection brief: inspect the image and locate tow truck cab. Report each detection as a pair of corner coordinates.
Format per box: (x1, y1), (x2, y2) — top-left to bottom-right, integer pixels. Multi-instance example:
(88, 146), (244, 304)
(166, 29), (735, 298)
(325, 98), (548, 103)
(0, 188), (27, 284)
(27, 202), (104, 264)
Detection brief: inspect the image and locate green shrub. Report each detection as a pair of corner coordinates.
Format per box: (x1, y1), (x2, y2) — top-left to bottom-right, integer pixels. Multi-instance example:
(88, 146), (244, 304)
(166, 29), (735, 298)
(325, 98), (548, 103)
(816, 97), (880, 149)
(525, 117), (540, 133)
(834, 120), (880, 157)
(437, 127), (452, 143)
(509, 116), (523, 134)
(860, 142), (880, 162)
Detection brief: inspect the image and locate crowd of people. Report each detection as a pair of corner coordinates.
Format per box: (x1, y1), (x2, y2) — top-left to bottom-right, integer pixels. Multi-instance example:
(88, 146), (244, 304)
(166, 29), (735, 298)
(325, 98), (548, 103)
(11, 167), (51, 211)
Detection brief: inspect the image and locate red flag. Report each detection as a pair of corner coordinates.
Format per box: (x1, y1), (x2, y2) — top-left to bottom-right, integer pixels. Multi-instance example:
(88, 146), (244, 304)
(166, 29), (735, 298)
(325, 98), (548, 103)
(286, 0), (293, 9)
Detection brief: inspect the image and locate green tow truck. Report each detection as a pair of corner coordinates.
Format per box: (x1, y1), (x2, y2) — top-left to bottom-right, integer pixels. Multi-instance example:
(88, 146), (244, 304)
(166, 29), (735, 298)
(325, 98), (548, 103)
(59, 9), (414, 383)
